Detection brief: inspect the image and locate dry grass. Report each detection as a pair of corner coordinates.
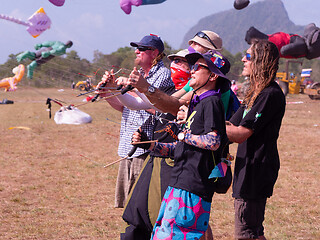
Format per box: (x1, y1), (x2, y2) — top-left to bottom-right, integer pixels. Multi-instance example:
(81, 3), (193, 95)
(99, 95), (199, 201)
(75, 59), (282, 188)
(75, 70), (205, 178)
(0, 88), (319, 239)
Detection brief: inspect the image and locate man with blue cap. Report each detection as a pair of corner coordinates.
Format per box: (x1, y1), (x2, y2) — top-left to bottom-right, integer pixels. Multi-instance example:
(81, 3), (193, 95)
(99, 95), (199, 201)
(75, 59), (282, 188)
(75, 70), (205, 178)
(98, 34), (174, 208)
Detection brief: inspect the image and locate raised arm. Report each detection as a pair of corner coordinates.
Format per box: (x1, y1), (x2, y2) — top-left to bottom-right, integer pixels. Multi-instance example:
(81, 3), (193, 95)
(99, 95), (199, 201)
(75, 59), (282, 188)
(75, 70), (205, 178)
(126, 68), (192, 115)
(115, 89), (161, 111)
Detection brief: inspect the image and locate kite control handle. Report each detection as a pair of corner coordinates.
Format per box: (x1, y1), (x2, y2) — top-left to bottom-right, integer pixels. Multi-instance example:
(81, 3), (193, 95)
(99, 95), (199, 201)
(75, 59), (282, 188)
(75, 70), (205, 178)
(116, 84), (134, 94)
(121, 85), (134, 94)
(127, 127), (143, 157)
(91, 82), (107, 102)
(127, 145), (138, 158)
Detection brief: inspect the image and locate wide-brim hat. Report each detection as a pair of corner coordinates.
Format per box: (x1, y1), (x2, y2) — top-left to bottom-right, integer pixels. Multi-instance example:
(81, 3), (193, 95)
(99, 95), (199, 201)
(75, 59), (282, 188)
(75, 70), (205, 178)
(188, 30), (222, 50)
(130, 34), (164, 53)
(167, 49), (189, 61)
(185, 50), (230, 82)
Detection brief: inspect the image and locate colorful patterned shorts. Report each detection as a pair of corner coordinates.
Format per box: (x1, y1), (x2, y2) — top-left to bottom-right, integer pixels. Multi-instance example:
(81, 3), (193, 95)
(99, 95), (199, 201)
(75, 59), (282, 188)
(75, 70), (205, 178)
(151, 186), (211, 240)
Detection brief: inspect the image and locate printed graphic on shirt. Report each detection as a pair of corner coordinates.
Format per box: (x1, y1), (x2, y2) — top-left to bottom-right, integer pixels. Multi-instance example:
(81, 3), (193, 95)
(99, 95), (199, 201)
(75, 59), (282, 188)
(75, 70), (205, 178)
(185, 111), (196, 130)
(254, 112), (262, 123)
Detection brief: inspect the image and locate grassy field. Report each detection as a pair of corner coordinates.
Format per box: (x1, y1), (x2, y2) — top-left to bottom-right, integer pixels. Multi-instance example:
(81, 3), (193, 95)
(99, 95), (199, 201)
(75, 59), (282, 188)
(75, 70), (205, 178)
(0, 87), (319, 239)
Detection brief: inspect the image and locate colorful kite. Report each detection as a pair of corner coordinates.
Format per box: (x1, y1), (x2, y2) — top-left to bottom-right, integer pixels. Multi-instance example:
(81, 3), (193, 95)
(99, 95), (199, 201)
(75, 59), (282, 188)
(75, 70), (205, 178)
(120, 0), (252, 14)
(49, 0), (65, 6)
(16, 40), (73, 79)
(0, 7), (51, 38)
(119, 0), (255, 14)
(0, 64), (25, 92)
(120, 0), (166, 14)
(208, 154), (233, 179)
(245, 23), (320, 59)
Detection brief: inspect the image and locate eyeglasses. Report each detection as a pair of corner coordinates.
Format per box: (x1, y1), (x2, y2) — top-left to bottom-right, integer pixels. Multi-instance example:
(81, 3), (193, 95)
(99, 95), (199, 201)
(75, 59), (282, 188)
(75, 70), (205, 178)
(191, 64), (210, 72)
(173, 59), (187, 64)
(137, 46), (154, 52)
(244, 53), (251, 61)
(195, 31), (218, 49)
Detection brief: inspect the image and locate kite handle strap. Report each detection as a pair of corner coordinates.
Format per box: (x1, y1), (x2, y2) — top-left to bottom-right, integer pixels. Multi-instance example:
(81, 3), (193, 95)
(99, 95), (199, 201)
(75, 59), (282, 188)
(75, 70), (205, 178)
(46, 98), (63, 119)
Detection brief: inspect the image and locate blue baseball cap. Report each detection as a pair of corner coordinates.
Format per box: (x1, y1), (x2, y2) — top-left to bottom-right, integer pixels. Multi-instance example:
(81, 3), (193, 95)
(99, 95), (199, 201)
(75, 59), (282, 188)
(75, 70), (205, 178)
(130, 34), (164, 53)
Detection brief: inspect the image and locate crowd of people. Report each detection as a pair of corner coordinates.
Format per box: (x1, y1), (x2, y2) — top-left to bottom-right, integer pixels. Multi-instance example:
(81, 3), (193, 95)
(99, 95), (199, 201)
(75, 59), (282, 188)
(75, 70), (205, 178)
(96, 31), (286, 240)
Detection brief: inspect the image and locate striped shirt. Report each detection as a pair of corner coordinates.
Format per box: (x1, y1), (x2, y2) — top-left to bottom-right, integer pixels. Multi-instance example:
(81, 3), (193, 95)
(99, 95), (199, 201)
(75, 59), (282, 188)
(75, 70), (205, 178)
(118, 60), (173, 158)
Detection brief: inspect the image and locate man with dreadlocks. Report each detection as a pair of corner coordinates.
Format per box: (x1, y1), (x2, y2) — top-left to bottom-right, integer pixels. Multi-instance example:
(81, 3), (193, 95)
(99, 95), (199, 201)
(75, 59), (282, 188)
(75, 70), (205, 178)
(226, 39), (286, 240)
(98, 34), (174, 208)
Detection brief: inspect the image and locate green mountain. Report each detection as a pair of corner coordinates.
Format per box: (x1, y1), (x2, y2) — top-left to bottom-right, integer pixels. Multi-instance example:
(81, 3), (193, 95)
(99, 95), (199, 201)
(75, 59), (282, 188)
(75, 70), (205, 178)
(180, 0), (305, 54)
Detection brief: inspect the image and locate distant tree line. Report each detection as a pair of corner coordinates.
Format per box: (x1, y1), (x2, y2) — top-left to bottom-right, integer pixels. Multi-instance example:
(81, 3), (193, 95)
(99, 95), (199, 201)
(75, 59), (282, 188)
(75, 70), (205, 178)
(0, 42), (319, 89)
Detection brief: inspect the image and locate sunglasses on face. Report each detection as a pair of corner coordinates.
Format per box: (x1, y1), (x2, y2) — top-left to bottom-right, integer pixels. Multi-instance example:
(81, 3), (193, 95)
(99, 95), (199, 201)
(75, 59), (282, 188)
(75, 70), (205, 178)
(195, 31), (218, 49)
(137, 46), (154, 52)
(245, 52), (251, 61)
(191, 63), (210, 72)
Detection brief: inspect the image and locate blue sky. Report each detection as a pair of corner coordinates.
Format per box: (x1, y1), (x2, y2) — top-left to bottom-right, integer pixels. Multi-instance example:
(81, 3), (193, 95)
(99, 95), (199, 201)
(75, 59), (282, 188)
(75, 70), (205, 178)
(0, 0), (319, 64)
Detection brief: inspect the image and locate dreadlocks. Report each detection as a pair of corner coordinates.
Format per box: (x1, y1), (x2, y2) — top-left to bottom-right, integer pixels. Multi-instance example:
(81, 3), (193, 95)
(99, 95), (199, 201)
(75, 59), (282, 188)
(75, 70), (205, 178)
(243, 39), (280, 109)
(151, 52), (166, 68)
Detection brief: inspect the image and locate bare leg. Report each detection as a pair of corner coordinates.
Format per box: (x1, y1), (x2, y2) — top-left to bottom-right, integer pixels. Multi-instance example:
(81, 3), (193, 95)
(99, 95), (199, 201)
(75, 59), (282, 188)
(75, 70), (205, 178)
(16, 51), (36, 62)
(27, 61), (38, 79)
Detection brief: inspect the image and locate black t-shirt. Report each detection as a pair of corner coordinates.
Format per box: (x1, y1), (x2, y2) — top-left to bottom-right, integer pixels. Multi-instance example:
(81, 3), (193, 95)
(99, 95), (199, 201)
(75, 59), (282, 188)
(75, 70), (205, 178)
(230, 81), (286, 199)
(169, 95), (226, 202)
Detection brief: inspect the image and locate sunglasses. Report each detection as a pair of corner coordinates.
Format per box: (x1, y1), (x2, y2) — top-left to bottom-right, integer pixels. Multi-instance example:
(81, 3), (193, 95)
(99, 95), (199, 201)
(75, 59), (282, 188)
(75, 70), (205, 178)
(137, 46), (154, 52)
(195, 31), (218, 49)
(191, 63), (210, 72)
(244, 53), (251, 61)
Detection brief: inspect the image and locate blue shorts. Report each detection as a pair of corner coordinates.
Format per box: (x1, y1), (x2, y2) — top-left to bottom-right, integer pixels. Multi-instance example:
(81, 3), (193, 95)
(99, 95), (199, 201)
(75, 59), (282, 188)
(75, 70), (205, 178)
(151, 186), (211, 240)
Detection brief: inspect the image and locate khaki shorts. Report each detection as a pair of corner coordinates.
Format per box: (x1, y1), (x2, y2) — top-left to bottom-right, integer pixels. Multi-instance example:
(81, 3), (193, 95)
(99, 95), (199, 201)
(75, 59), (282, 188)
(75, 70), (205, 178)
(234, 198), (267, 239)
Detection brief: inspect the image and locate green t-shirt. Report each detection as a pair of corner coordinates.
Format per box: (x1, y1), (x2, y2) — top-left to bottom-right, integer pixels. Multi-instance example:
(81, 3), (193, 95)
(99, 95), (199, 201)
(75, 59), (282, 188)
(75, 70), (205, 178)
(182, 80), (193, 92)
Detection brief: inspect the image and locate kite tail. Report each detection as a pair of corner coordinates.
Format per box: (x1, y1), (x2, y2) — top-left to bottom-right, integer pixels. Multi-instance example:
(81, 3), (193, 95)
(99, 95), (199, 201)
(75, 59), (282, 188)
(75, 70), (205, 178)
(0, 14), (29, 26)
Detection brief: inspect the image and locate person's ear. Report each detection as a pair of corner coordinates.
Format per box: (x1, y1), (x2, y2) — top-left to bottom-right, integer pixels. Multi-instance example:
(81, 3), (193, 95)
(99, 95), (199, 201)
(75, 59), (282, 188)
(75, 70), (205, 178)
(209, 73), (218, 81)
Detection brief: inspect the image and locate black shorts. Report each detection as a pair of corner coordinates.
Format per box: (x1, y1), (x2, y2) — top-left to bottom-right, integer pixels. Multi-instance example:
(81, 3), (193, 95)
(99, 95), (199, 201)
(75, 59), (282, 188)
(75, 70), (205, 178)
(234, 198), (267, 239)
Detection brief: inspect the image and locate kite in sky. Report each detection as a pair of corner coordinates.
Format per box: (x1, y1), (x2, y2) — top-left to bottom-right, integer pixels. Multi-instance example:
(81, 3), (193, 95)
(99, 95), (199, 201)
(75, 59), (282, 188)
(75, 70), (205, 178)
(234, 0), (251, 10)
(245, 23), (320, 59)
(0, 7), (51, 38)
(120, 0), (166, 14)
(0, 64), (25, 92)
(16, 40), (73, 79)
(120, 0), (252, 14)
(49, 0), (65, 6)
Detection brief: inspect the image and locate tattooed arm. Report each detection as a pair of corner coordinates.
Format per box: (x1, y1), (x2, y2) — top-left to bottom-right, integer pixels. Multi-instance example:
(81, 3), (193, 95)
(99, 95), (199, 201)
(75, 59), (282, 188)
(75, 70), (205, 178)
(151, 142), (177, 158)
(183, 130), (221, 151)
